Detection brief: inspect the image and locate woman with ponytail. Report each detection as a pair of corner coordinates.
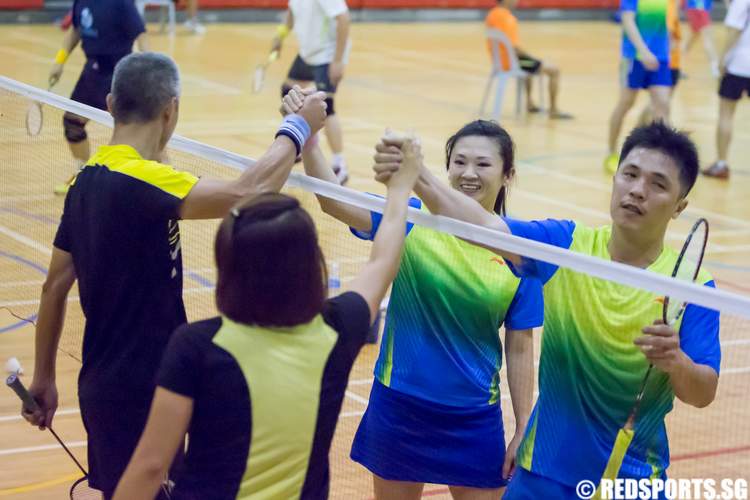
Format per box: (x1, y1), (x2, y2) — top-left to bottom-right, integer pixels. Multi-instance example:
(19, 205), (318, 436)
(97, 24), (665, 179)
(301, 119), (542, 499)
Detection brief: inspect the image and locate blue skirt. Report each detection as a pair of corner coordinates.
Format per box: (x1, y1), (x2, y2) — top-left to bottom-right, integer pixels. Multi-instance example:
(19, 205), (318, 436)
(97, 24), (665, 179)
(350, 380), (508, 488)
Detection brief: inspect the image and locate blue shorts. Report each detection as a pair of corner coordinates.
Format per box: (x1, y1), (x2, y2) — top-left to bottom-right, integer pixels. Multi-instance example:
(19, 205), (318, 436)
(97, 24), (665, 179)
(350, 380), (507, 489)
(621, 59), (672, 89)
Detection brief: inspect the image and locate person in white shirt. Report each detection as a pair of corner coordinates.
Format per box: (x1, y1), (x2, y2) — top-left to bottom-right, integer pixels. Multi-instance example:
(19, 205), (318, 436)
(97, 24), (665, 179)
(703, 0), (750, 178)
(273, 0), (351, 184)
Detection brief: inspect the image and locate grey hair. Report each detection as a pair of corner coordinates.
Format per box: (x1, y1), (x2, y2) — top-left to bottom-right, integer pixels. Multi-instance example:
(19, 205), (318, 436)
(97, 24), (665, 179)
(110, 52), (181, 124)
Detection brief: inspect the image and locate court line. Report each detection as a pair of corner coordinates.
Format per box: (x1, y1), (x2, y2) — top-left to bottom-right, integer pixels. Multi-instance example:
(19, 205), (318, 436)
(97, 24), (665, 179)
(345, 390), (370, 406)
(0, 440), (87, 457)
(0, 408), (80, 423)
(0, 224), (52, 256)
(0, 473), (81, 496)
(671, 444), (750, 462)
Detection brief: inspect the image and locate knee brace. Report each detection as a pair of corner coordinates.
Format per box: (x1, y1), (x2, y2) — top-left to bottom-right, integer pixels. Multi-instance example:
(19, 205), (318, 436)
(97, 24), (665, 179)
(325, 96), (335, 116)
(63, 115), (87, 143)
(281, 83), (293, 99)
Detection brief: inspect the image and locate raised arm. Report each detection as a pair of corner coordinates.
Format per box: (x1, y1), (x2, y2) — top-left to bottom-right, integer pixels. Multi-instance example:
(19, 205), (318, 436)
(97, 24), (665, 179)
(178, 89), (328, 220)
(346, 137), (421, 322)
(25, 247), (76, 429)
(301, 139), (372, 232)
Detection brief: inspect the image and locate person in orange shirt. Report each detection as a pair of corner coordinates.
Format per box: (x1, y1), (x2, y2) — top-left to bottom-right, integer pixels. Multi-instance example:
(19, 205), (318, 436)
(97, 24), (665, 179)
(485, 0), (572, 119)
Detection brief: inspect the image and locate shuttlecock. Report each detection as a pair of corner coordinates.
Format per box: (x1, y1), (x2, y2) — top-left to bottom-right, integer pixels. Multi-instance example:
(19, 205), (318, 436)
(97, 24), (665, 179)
(4, 357), (23, 375)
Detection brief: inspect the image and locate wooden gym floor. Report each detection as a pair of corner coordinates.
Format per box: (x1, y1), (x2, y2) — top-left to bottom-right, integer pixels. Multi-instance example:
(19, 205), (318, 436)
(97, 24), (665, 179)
(0, 20), (749, 498)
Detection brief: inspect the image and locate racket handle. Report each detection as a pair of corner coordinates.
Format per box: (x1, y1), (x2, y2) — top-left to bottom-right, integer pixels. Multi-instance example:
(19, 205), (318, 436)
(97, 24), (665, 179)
(6, 373), (40, 413)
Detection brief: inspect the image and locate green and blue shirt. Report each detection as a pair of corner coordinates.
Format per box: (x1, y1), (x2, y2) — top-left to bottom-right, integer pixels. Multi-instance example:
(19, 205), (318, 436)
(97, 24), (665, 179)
(505, 219), (721, 485)
(353, 198), (543, 407)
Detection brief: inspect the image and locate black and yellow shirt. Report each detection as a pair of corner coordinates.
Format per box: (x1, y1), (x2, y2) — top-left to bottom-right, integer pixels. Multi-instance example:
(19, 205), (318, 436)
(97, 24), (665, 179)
(54, 144), (198, 401)
(156, 292), (372, 500)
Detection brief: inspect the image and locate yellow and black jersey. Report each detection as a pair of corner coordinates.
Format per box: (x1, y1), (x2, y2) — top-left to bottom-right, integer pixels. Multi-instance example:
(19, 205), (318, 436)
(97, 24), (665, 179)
(54, 144), (198, 402)
(157, 292), (372, 499)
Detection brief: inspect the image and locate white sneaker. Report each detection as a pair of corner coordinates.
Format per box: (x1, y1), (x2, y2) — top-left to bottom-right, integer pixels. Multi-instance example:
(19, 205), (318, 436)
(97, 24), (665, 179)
(332, 163), (349, 185)
(184, 18), (206, 35)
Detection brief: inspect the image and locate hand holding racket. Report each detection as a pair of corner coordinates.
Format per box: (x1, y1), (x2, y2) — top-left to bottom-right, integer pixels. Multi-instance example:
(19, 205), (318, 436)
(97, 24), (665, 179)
(595, 218), (709, 497)
(7, 372), (173, 499)
(252, 49), (279, 94)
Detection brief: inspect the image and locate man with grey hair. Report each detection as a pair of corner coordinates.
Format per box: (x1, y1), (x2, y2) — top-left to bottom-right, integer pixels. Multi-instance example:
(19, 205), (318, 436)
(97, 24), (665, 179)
(24, 52), (327, 498)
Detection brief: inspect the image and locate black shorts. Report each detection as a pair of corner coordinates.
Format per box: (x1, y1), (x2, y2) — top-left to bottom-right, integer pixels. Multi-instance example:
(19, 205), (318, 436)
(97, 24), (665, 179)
(671, 69), (681, 88)
(519, 54), (542, 75)
(70, 58), (115, 112)
(719, 72), (750, 101)
(79, 398), (152, 496)
(287, 54), (337, 93)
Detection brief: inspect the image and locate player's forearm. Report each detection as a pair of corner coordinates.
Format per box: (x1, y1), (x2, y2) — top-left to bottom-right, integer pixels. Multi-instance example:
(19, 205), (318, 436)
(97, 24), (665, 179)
(32, 288), (68, 383)
(333, 13), (350, 63)
(233, 136), (298, 196)
(367, 185), (411, 282)
(60, 28), (81, 57)
(414, 166), (504, 230)
(505, 329), (534, 431)
(622, 13), (652, 57)
(669, 353), (718, 408)
(302, 142), (372, 231)
(112, 463), (167, 500)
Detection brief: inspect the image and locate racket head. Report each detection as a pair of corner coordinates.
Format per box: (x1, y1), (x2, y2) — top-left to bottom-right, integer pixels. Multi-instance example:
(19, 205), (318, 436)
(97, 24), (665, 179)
(25, 101), (43, 136)
(252, 64), (265, 93)
(662, 218), (709, 325)
(69, 476), (101, 500)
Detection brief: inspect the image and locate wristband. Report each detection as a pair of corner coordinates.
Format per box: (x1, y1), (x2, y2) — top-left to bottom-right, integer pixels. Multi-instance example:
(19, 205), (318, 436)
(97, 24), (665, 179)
(54, 48), (69, 65)
(275, 114), (311, 156)
(276, 24), (290, 39)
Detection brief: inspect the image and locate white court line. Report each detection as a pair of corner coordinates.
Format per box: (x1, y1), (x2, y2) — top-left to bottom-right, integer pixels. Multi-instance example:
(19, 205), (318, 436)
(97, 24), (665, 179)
(721, 367), (750, 375)
(348, 379), (373, 386)
(0, 441), (87, 457)
(0, 194), (57, 203)
(0, 408), (80, 423)
(0, 224), (52, 256)
(0, 279), (45, 288)
(340, 410), (366, 418)
(345, 390), (370, 406)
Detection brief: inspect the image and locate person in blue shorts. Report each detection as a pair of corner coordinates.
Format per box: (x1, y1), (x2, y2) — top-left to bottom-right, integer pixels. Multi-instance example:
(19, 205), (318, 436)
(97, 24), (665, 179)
(49, 0), (149, 194)
(605, 0), (674, 174)
(295, 115), (542, 499)
(376, 122), (721, 499)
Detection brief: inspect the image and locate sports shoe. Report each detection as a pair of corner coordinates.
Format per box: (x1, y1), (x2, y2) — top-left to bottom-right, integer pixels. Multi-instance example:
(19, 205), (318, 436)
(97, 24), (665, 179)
(603, 153), (619, 175)
(701, 161), (730, 179)
(332, 163), (349, 185)
(184, 18), (206, 35)
(54, 174), (76, 195)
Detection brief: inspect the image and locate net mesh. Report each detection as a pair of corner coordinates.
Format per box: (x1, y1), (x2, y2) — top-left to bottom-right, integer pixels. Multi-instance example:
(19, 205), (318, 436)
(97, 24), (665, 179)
(1, 82), (749, 496)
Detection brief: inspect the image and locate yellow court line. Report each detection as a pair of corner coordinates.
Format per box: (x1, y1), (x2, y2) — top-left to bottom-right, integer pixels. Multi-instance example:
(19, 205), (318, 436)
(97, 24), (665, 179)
(0, 472), (81, 496)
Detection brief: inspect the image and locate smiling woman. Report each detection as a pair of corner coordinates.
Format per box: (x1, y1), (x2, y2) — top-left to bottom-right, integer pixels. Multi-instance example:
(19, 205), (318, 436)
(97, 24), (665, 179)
(300, 120), (541, 499)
